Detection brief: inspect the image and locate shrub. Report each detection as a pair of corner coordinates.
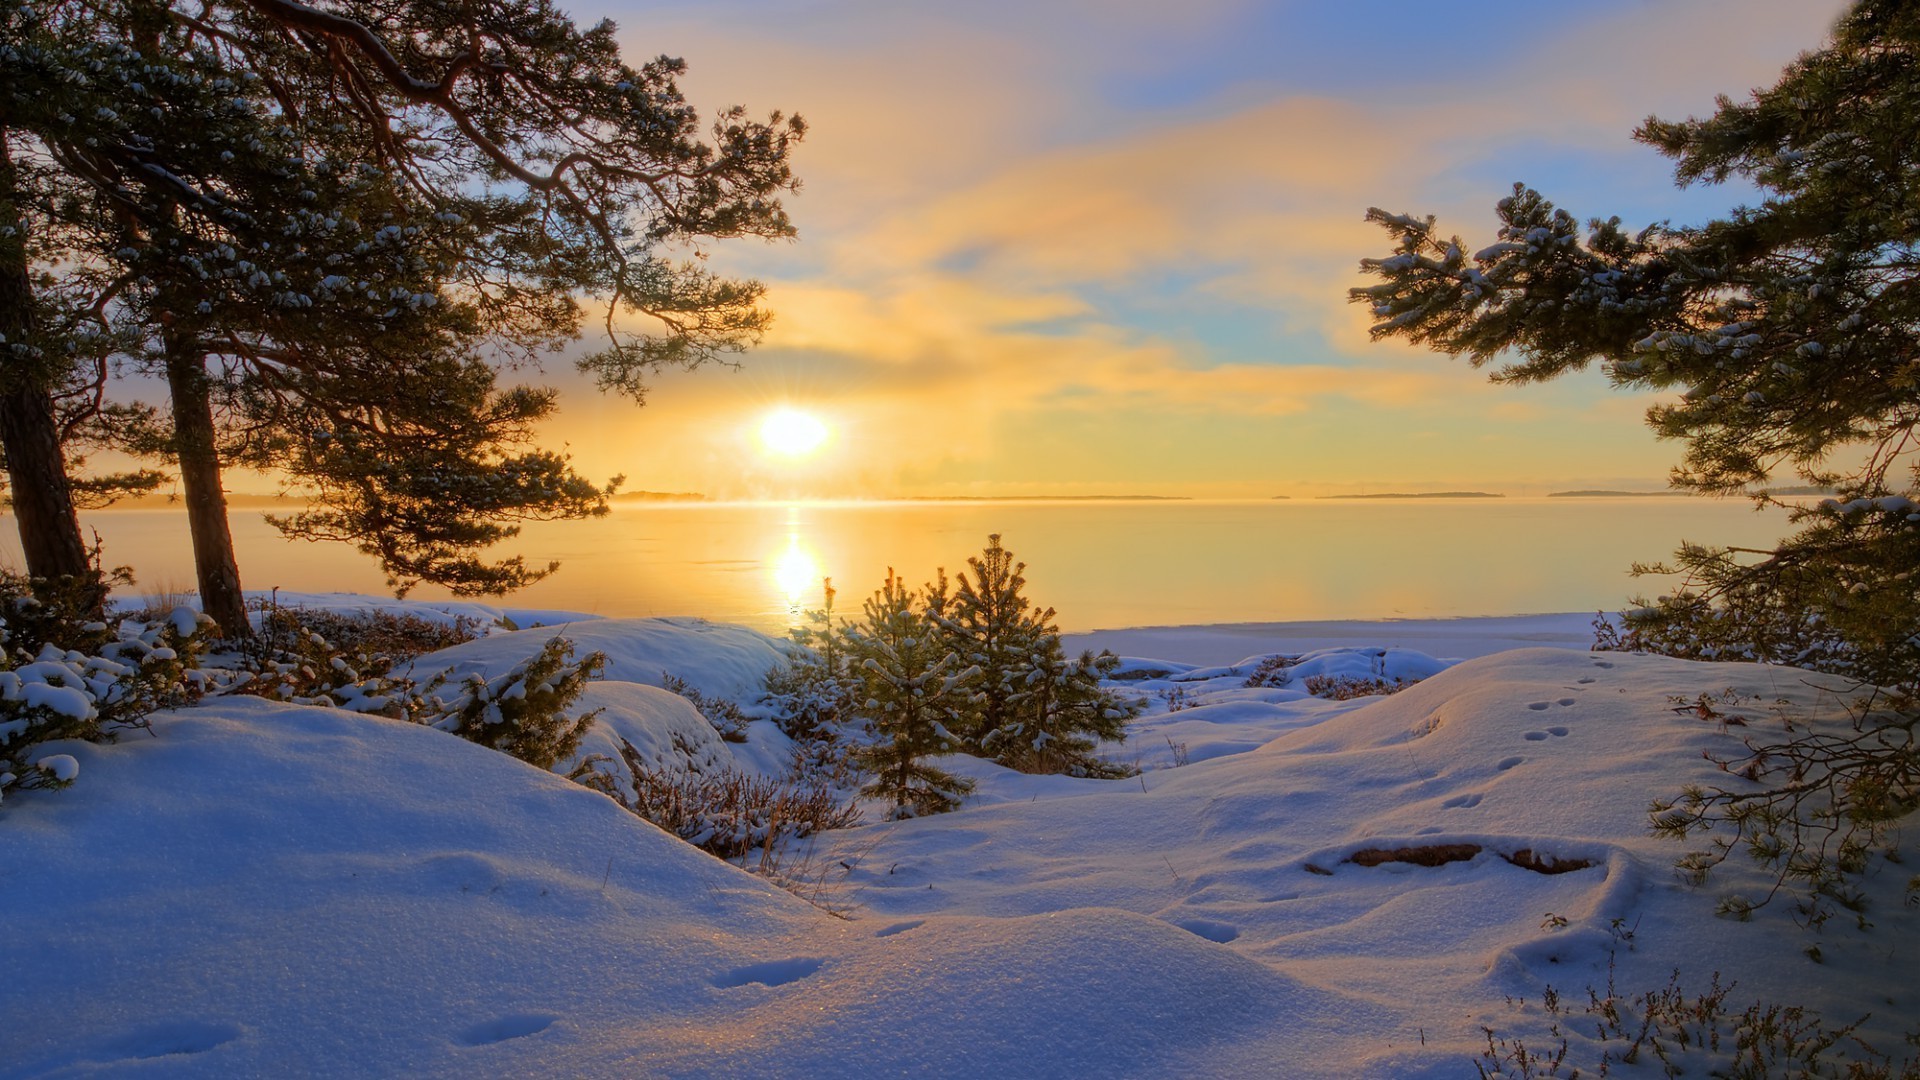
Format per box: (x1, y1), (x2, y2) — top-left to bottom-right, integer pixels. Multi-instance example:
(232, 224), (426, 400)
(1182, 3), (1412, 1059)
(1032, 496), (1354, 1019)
(1, 568), (214, 806)
(1302, 674), (1417, 700)
(582, 736), (860, 862)
(1476, 967), (1919, 1079)
(426, 637), (604, 770)
(662, 673), (750, 743)
(228, 604), (432, 720)
(762, 579), (856, 741)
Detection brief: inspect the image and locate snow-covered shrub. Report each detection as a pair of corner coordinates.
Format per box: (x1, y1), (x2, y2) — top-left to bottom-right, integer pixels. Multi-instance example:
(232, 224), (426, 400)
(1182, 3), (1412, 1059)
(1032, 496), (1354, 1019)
(1301, 674), (1417, 700)
(1476, 966), (1920, 1079)
(229, 605), (431, 719)
(427, 637), (604, 769)
(1244, 654), (1298, 688)
(1, 577), (213, 805)
(661, 673), (749, 742)
(582, 736), (859, 862)
(254, 602), (485, 662)
(761, 580), (856, 741)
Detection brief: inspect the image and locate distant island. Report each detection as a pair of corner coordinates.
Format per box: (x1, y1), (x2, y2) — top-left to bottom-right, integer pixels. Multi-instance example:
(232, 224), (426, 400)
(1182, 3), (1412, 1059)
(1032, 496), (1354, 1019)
(1547, 489), (1692, 498)
(610, 491), (709, 503)
(908, 495), (1192, 502)
(86, 492), (309, 511)
(1764, 484), (1839, 496)
(1317, 491), (1503, 500)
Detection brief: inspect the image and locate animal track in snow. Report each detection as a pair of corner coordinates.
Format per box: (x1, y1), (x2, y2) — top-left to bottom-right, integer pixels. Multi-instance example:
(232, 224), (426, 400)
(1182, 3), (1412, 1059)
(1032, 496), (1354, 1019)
(875, 920), (925, 938)
(715, 957), (825, 988)
(457, 1014), (557, 1046)
(1524, 731), (1548, 741)
(1557, 697), (1577, 707)
(1442, 792), (1483, 809)
(1546, 726), (1568, 737)
(1576, 676), (1597, 684)
(1527, 702), (1551, 711)
(1496, 756), (1524, 771)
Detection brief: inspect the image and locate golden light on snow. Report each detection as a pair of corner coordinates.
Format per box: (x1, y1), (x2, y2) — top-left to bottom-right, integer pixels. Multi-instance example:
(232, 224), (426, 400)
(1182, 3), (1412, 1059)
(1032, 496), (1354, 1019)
(758, 408), (830, 458)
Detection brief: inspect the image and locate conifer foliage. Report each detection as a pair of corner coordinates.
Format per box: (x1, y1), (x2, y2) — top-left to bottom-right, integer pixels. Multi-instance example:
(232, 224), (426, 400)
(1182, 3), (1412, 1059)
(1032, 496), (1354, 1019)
(1351, 0), (1920, 919)
(933, 535), (1139, 776)
(845, 570), (975, 819)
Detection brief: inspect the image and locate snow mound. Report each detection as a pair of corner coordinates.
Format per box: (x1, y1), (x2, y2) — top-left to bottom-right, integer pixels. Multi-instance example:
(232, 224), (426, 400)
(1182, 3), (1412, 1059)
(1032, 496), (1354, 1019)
(557, 682), (737, 797)
(413, 616), (791, 703)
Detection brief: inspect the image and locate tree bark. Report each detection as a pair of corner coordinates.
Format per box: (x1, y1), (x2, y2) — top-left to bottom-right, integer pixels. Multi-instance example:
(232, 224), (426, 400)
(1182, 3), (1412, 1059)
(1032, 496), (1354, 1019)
(0, 133), (93, 590)
(162, 335), (249, 638)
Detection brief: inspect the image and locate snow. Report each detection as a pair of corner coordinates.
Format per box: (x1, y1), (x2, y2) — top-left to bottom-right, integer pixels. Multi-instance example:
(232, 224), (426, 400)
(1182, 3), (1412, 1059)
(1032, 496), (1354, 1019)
(2, 600), (1914, 1077)
(412, 616), (793, 704)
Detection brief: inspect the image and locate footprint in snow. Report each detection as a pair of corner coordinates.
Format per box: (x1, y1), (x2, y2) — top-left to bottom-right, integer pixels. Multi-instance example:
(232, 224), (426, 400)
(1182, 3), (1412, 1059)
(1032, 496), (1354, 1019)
(714, 958), (825, 988)
(1173, 918), (1240, 944)
(1443, 792), (1483, 809)
(100, 1021), (243, 1061)
(1527, 702), (1551, 711)
(457, 1014), (557, 1047)
(1547, 726), (1569, 737)
(1593, 660), (1615, 669)
(1557, 697), (1577, 707)
(1497, 756), (1525, 771)
(1576, 676), (1597, 685)
(1524, 731), (1549, 741)
(874, 920), (925, 939)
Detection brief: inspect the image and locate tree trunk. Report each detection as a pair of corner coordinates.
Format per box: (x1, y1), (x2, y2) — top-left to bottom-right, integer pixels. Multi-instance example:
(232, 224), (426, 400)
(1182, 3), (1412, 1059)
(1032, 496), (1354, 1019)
(0, 133), (92, 591)
(162, 335), (249, 638)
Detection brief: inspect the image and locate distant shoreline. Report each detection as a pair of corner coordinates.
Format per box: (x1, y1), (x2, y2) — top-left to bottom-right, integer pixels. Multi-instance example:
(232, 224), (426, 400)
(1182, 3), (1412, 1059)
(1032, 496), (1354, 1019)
(1547, 490), (1692, 498)
(902, 495), (1193, 502)
(1316, 491), (1503, 500)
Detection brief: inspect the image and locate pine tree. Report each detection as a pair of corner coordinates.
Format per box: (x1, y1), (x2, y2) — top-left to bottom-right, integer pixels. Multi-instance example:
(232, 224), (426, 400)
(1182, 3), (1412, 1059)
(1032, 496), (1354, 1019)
(1350, 0), (1920, 920)
(931, 534), (1052, 751)
(1350, 3), (1920, 687)
(934, 534), (1137, 773)
(846, 570), (975, 819)
(1, 0), (800, 617)
(991, 640), (1140, 778)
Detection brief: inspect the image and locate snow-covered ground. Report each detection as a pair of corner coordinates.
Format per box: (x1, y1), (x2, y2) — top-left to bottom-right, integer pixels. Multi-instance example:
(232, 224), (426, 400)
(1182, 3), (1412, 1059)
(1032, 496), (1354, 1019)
(4, 599), (1913, 1077)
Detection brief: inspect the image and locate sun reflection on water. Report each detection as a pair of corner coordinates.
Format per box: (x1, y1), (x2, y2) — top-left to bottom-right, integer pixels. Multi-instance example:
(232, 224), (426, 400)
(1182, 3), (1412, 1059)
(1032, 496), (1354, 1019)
(771, 537), (822, 619)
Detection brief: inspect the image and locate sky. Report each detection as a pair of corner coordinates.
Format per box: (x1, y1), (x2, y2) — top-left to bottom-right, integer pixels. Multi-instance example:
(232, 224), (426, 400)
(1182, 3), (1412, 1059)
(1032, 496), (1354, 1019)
(537, 0), (1852, 500)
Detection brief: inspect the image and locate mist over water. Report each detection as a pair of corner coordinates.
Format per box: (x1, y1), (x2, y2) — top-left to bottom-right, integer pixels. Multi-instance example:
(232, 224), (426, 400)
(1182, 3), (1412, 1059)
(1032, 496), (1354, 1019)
(3, 498), (1798, 634)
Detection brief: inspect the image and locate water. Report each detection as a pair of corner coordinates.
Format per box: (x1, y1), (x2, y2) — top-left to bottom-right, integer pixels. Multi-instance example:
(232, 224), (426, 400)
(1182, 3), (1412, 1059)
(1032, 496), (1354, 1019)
(1, 498), (1796, 634)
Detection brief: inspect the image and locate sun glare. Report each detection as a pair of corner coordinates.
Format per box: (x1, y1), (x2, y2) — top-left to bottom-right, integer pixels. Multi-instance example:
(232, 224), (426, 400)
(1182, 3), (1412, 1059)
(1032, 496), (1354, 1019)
(758, 408), (829, 458)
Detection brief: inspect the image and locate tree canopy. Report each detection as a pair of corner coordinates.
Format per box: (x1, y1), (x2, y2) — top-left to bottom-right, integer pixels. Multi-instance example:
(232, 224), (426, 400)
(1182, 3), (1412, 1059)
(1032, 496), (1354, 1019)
(0, 0), (802, 622)
(1351, 0), (1920, 689)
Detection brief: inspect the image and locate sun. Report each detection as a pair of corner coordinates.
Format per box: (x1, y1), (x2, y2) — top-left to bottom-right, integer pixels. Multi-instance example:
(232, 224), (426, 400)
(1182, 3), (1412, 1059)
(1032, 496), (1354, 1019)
(758, 407), (830, 458)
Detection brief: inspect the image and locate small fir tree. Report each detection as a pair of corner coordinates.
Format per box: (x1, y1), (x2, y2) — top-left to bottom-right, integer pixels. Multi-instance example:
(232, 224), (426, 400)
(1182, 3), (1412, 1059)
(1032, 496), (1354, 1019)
(429, 637), (604, 770)
(763, 578), (856, 741)
(930, 534), (1054, 751)
(935, 534), (1137, 772)
(989, 641), (1140, 778)
(847, 570), (975, 819)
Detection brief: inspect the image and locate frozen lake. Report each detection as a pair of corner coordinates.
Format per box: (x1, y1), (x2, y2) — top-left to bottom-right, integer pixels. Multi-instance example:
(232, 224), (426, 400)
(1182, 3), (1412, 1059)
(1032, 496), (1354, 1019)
(3, 496), (1797, 635)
